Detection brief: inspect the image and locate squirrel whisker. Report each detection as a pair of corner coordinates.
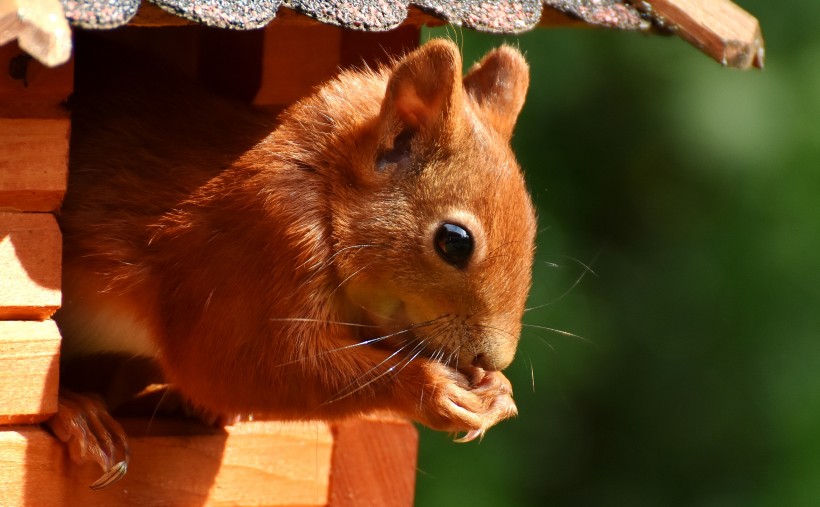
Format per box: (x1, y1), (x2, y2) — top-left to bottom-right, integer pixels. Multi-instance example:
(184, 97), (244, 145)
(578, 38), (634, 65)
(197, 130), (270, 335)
(521, 323), (594, 346)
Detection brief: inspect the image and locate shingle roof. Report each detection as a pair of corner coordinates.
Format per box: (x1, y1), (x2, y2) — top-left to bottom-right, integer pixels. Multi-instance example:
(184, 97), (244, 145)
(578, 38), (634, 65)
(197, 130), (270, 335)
(10, 0), (763, 70)
(60, 0), (649, 32)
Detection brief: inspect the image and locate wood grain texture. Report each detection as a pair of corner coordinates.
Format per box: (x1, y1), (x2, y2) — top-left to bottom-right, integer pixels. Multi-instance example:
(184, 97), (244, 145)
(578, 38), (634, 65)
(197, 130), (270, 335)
(0, 417), (418, 506)
(0, 212), (61, 319)
(0, 118), (69, 212)
(0, 320), (60, 424)
(646, 0), (764, 69)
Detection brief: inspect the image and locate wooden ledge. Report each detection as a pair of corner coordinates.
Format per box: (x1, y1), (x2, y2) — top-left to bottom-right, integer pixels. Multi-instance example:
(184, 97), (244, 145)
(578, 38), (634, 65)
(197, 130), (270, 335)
(0, 416), (418, 506)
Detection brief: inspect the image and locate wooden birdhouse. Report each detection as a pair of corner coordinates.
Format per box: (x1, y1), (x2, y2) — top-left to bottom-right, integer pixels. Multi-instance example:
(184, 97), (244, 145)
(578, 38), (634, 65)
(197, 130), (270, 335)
(0, 0), (763, 504)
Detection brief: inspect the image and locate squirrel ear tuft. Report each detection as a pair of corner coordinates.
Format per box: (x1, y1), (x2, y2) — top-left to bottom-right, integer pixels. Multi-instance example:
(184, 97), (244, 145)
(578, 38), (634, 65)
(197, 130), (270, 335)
(463, 45), (529, 139)
(383, 39), (463, 130)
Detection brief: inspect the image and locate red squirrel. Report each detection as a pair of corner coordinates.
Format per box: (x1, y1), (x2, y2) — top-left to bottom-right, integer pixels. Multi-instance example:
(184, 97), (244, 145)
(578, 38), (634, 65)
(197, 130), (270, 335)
(50, 39), (536, 487)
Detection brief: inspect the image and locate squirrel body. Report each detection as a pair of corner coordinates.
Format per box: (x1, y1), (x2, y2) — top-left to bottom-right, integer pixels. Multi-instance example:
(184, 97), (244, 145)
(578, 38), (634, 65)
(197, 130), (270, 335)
(52, 40), (536, 481)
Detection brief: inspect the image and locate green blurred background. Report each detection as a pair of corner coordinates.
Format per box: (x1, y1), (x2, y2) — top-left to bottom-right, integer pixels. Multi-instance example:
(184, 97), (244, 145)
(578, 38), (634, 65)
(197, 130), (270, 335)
(417, 1), (820, 505)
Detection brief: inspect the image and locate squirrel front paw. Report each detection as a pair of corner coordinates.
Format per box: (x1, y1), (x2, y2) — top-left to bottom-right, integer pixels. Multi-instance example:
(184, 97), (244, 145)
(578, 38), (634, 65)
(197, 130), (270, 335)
(412, 362), (517, 442)
(45, 389), (130, 489)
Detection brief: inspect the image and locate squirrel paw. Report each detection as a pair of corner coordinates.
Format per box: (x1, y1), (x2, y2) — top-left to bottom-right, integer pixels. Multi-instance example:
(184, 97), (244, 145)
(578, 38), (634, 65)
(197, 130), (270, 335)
(45, 389), (130, 489)
(415, 362), (517, 441)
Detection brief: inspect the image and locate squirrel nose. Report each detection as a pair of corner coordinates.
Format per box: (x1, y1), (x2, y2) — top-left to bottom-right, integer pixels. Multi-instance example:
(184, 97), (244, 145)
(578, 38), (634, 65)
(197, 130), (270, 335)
(471, 344), (516, 371)
(472, 353), (497, 371)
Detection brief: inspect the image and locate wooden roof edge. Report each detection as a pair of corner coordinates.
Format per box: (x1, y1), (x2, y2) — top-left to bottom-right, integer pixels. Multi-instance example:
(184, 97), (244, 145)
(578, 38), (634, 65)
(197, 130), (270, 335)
(641, 0), (765, 70)
(0, 0), (765, 70)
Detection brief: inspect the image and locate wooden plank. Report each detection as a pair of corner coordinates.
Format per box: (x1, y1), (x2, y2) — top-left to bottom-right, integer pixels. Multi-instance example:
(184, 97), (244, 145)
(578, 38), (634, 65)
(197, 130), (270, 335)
(329, 416), (418, 507)
(0, 320), (59, 424)
(0, 118), (69, 212)
(645, 0), (764, 69)
(0, 41), (73, 118)
(0, 212), (61, 319)
(0, 418), (340, 506)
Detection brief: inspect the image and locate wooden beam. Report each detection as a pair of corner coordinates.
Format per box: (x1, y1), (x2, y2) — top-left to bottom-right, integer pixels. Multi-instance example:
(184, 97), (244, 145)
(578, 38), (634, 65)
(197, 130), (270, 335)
(0, 320), (59, 424)
(644, 0), (764, 69)
(0, 118), (69, 212)
(0, 416), (418, 506)
(0, 213), (61, 320)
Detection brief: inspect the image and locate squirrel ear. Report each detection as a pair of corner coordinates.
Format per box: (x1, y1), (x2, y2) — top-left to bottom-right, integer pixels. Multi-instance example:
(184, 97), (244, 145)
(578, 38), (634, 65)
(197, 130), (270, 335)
(383, 39), (462, 130)
(463, 45), (529, 139)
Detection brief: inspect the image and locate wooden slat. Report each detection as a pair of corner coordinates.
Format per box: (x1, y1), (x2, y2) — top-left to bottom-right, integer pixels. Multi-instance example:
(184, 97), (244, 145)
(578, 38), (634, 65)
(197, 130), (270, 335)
(0, 212), (61, 319)
(0, 416), (418, 506)
(0, 118), (69, 212)
(646, 0), (764, 69)
(0, 320), (59, 424)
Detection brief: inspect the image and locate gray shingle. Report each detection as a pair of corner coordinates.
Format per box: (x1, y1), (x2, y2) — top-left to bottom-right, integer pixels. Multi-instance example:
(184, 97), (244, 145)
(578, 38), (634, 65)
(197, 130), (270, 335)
(59, 0), (649, 32)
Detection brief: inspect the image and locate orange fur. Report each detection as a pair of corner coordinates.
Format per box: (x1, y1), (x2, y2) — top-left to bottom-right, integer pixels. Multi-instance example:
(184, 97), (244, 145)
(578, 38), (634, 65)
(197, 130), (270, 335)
(57, 40), (535, 441)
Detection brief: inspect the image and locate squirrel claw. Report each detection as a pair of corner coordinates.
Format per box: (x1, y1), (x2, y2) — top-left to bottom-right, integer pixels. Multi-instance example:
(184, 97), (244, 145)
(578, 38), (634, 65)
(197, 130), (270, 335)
(454, 428), (485, 443)
(46, 389), (131, 489)
(90, 460), (128, 490)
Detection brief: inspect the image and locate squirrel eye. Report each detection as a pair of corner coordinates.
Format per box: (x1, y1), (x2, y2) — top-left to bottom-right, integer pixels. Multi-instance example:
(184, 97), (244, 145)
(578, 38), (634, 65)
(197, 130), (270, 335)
(434, 223), (473, 268)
